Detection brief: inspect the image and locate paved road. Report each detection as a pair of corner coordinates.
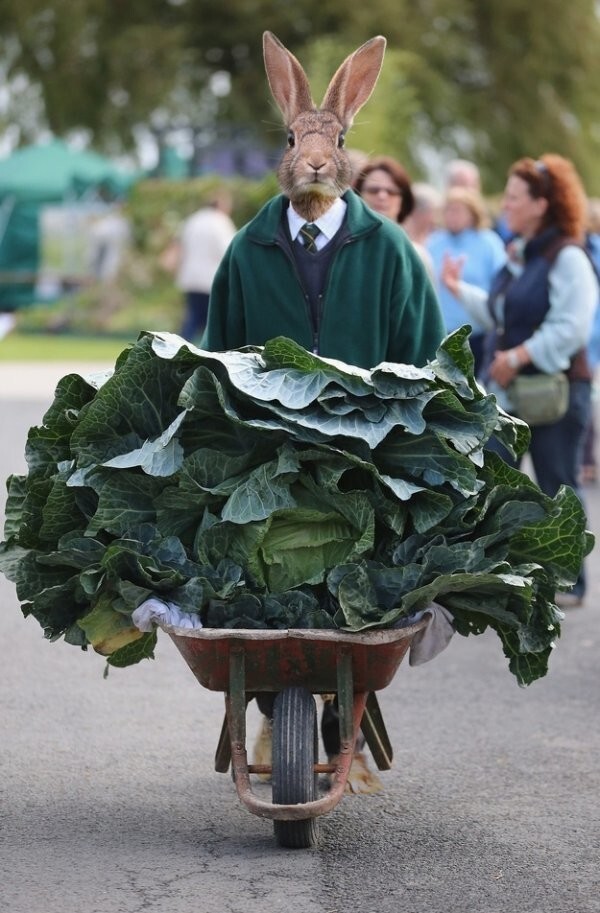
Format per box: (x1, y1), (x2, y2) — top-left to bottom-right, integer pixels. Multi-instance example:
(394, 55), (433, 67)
(1, 368), (599, 913)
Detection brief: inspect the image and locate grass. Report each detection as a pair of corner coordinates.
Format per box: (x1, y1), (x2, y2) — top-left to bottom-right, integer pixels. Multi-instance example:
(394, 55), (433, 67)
(2, 278), (184, 362)
(0, 332), (133, 362)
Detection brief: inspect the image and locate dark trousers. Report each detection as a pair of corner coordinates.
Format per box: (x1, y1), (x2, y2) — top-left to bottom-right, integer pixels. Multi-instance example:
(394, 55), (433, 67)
(255, 693), (353, 758)
(469, 332), (486, 380)
(180, 290), (210, 341)
(583, 413), (596, 468)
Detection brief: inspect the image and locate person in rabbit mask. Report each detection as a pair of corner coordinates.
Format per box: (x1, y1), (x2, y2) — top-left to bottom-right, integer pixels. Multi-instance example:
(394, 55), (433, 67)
(204, 32), (446, 793)
(204, 31), (444, 370)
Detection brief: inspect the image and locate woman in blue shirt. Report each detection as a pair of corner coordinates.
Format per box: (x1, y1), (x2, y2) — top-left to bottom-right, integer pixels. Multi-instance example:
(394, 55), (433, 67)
(427, 186), (507, 376)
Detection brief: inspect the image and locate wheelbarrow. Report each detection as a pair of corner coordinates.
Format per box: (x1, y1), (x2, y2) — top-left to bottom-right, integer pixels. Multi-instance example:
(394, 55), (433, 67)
(161, 620), (427, 848)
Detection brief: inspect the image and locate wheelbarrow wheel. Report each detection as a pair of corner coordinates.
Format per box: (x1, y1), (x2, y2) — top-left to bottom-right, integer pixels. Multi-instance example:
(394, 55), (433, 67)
(272, 686), (319, 849)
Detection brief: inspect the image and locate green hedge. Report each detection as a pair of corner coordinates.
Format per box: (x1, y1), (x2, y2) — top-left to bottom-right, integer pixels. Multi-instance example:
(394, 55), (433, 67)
(125, 174), (280, 256)
(14, 174), (281, 340)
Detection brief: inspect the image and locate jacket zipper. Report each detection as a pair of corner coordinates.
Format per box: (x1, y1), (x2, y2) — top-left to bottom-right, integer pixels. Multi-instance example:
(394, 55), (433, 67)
(314, 294), (324, 353)
(313, 236), (356, 354)
(271, 238), (320, 352)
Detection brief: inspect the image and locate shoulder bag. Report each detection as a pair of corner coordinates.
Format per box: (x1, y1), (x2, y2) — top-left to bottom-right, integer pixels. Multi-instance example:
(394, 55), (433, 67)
(508, 371), (569, 426)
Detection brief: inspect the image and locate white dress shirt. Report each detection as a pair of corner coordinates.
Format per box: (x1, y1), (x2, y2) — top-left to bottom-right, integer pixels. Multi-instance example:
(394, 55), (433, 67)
(287, 198), (347, 251)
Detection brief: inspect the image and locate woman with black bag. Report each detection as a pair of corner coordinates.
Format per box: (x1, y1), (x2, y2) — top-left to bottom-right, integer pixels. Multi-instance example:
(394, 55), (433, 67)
(442, 154), (598, 607)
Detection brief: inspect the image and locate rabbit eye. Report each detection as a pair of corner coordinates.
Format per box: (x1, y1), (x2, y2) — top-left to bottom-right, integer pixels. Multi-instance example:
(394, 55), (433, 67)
(338, 133), (346, 149)
(287, 131), (295, 148)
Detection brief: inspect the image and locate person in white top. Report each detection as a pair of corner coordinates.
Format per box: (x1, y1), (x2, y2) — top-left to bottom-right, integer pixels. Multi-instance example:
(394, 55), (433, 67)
(175, 188), (236, 341)
(89, 206), (132, 283)
(402, 182), (442, 247)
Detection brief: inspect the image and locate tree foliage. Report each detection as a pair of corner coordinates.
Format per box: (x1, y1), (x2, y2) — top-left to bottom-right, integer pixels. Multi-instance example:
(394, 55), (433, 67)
(1, 0), (599, 192)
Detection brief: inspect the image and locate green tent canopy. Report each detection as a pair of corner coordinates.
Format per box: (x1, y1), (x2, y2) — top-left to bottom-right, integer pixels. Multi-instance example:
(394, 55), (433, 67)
(0, 140), (137, 311)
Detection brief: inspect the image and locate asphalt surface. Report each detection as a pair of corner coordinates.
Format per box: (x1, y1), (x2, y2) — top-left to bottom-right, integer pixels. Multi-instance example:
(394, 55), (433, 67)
(1, 364), (599, 913)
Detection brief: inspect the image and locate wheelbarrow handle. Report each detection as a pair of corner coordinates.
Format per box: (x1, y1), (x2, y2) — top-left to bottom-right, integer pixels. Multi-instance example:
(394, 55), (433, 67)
(226, 642), (368, 821)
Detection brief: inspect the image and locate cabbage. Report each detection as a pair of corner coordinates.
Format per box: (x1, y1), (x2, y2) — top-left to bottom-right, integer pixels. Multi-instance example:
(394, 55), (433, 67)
(0, 327), (592, 684)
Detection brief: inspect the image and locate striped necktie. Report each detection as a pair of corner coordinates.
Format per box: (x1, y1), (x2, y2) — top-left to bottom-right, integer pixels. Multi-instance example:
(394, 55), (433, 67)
(299, 222), (321, 252)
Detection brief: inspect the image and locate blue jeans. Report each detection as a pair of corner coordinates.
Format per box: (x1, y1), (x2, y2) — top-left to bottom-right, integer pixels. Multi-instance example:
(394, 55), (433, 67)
(489, 380), (592, 596)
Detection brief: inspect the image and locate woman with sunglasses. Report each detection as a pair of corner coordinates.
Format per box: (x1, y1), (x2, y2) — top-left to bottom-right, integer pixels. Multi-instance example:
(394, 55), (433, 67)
(354, 155), (435, 278)
(442, 154), (598, 607)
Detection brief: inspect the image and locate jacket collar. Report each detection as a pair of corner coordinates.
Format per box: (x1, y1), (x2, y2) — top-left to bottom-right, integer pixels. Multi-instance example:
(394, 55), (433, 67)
(287, 197), (347, 242)
(247, 189), (383, 243)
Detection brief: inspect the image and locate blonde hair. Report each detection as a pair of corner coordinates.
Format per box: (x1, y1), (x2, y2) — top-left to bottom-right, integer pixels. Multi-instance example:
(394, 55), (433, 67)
(443, 187), (487, 229)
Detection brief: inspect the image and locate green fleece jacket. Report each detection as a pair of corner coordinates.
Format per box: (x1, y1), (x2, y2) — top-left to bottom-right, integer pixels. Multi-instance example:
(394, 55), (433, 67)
(204, 190), (445, 369)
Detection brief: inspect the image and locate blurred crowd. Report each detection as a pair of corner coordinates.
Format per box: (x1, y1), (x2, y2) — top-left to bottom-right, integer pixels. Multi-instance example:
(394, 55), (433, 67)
(346, 151), (600, 607)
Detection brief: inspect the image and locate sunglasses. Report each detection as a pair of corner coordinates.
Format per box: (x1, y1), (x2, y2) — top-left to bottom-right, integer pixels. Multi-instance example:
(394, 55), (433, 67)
(362, 185), (402, 197)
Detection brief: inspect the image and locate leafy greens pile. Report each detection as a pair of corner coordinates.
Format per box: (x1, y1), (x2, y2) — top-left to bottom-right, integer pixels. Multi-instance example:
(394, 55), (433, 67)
(0, 329), (592, 685)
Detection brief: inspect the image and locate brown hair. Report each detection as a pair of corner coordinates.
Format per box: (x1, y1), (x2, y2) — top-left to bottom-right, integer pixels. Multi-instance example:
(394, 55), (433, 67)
(353, 155), (415, 222)
(508, 154), (587, 240)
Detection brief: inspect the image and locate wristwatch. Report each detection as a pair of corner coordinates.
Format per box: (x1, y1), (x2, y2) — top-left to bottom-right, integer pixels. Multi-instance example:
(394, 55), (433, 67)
(505, 349), (520, 369)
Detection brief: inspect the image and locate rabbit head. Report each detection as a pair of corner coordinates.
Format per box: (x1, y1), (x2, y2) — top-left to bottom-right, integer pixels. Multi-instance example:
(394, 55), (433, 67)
(263, 31), (386, 222)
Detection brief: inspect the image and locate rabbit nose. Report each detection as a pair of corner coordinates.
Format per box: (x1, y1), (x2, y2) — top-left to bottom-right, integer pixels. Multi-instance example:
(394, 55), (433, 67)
(308, 159), (326, 173)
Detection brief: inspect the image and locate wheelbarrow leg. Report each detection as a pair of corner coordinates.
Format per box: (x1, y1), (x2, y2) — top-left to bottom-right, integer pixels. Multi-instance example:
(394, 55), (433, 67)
(215, 693), (253, 774)
(360, 691), (393, 770)
(227, 645), (256, 795)
(215, 708), (232, 773)
(321, 657), (386, 763)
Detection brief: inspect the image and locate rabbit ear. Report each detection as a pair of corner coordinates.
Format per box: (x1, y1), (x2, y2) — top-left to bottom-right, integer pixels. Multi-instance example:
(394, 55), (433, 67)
(321, 36), (386, 129)
(263, 31), (315, 124)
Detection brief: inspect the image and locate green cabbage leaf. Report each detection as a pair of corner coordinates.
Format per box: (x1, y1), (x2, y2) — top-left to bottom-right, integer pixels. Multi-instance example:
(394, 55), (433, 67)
(0, 328), (592, 684)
